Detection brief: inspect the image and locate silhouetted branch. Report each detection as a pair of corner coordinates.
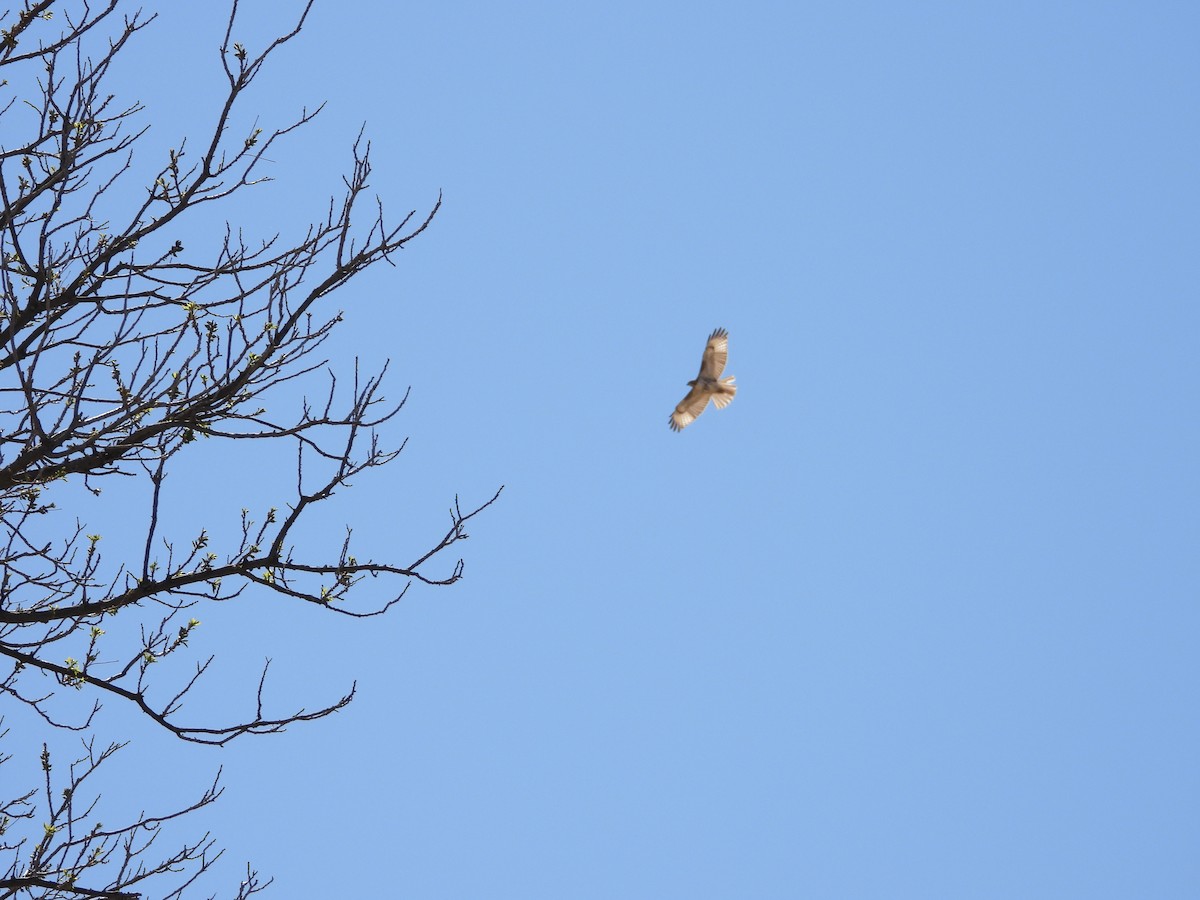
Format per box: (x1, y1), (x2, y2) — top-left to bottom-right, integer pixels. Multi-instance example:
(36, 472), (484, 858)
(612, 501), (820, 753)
(0, 731), (271, 898)
(0, 0), (500, 895)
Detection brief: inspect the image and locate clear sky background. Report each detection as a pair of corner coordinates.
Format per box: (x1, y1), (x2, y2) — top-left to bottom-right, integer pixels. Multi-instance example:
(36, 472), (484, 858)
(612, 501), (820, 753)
(17, 1), (1199, 898)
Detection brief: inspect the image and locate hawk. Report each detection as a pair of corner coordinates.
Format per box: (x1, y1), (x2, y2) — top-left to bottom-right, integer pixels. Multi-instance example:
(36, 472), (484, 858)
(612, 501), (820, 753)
(669, 327), (737, 432)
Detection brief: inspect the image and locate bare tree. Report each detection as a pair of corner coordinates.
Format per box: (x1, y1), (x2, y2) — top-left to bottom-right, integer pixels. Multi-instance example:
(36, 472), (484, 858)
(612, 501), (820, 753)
(1, 722), (272, 899)
(0, 1), (499, 895)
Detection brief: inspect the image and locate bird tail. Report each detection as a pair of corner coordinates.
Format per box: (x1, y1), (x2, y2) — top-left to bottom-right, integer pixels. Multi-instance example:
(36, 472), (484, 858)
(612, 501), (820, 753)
(712, 376), (736, 409)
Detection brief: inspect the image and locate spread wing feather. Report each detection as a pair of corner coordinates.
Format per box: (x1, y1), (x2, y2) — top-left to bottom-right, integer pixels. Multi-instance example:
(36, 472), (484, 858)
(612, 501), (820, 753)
(669, 385), (710, 432)
(697, 328), (729, 380)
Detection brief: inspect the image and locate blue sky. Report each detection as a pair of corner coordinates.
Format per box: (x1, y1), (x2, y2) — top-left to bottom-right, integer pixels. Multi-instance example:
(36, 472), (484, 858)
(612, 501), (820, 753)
(17, 1), (1199, 897)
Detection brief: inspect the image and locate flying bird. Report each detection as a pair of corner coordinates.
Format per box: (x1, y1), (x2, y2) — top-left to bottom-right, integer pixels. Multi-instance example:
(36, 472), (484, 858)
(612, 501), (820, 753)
(669, 327), (737, 432)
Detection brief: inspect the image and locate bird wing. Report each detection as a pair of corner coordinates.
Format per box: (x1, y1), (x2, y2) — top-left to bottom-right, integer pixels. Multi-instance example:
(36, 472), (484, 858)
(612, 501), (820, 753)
(669, 383), (711, 432)
(697, 327), (729, 380)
